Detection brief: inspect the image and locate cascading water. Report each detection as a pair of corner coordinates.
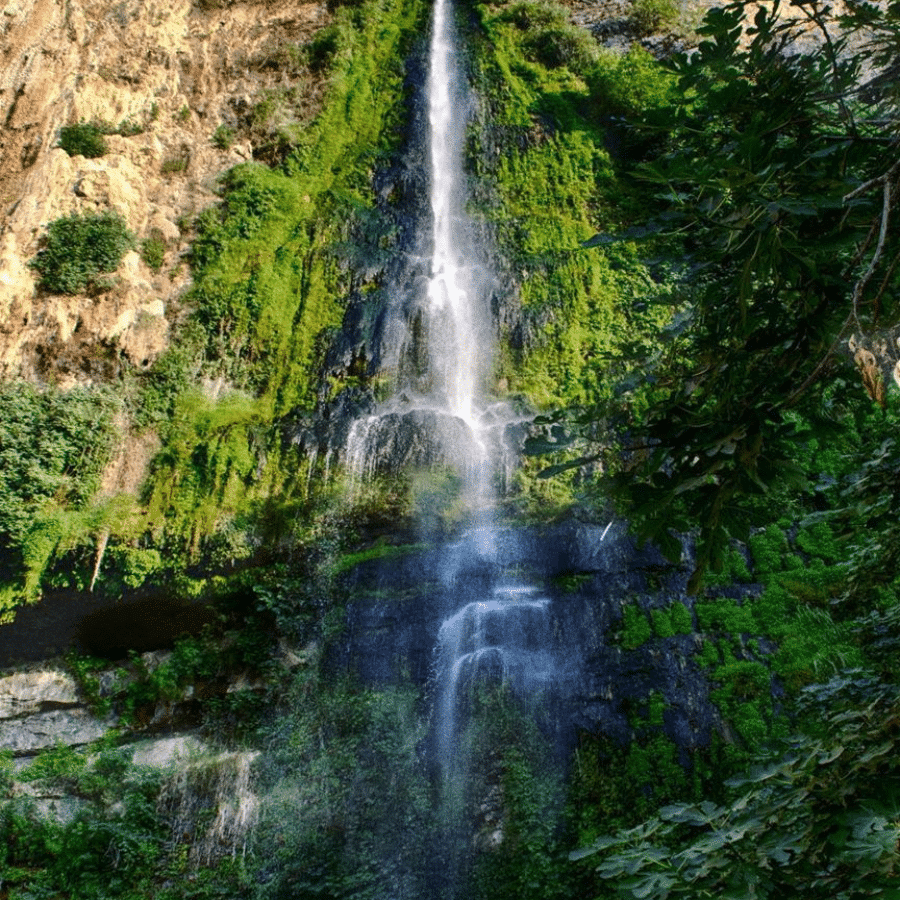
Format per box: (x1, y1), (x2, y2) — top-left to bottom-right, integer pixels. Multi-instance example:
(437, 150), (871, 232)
(343, 0), (566, 891)
(433, 586), (554, 771)
(424, 0), (480, 430)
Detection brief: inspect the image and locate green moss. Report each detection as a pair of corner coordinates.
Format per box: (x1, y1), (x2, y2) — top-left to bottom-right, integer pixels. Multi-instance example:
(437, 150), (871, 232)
(696, 637), (721, 668)
(620, 603), (652, 649)
(650, 603), (694, 638)
(670, 601), (693, 634)
(694, 598), (756, 634)
(748, 525), (790, 575)
(330, 541), (426, 576)
(651, 606), (675, 638)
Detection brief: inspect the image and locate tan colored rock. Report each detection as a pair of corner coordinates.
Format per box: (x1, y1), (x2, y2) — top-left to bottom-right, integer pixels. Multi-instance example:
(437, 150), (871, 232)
(0, 0), (329, 382)
(0, 670), (80, 719)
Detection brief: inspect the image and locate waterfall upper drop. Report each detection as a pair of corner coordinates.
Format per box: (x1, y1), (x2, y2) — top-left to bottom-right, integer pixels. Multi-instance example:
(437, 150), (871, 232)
(345, 0), (502, 490)
(425, 0), (481, 429)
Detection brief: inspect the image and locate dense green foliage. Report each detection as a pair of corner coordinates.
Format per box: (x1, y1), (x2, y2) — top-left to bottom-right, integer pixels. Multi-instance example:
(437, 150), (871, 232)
(548, 0), (900, 588)
(0, 745), (251, 899)
(29, 211), (134, 295)
(0, 383), (120, 614)
(58, 121), (108, 158)
(559, 1), (900, 896)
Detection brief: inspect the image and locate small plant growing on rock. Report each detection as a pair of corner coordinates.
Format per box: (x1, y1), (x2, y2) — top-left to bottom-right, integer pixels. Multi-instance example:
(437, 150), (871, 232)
(29, 210), (134, 295)
(141, 228), (167, 272)
(58, 121), (107, 158)
(161, 154), (189, 175)
(631, 0), (680, 34)
(212, 124), (235, 150)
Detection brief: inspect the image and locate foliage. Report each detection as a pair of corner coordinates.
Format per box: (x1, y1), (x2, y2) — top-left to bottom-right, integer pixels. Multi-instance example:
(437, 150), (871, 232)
(499, 1), (599, 73)
(538, 0), (900, 589)
(0, 382), (122, 612)
(587, 45), (676, 119)
(128, 0), (426, 568)
(630, 0), (680, 35)
(465, 689), (572, 900)
(0, 383), (117, 544)
(29, 210), (134, 295)
(141, 228), (167, 271)
(572, 671), (900, 898)
(58, 121), (107, 157)
(212, 124), (235, 150)
(0, 742), (254, 899)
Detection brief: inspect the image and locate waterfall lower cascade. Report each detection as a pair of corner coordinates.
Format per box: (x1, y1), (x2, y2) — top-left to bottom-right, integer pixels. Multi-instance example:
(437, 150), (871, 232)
(433, 586), (555, 773)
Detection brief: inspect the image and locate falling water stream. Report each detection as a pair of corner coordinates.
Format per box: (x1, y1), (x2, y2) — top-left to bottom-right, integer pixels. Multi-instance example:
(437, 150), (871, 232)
(414, 0), (559, 785)
(345, 0), (562, 891)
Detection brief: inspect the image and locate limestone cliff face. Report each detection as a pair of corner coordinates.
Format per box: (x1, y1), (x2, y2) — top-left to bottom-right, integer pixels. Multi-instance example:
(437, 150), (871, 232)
(0, 0), (326, 383)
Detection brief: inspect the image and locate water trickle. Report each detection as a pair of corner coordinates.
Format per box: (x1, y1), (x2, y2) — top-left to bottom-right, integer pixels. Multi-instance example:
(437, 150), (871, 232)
(433, 587), (554, 774)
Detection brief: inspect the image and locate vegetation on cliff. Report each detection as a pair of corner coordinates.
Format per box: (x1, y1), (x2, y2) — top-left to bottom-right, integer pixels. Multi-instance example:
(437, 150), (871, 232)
(2, 0), (900, 897)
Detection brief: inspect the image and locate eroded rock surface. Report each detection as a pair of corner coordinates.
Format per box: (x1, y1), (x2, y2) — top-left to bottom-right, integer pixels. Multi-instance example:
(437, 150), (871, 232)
(0, 0), (327, 382)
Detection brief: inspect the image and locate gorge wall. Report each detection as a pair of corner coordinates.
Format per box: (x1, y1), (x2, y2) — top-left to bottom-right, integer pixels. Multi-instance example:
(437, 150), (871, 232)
(0, 0), (867, 896)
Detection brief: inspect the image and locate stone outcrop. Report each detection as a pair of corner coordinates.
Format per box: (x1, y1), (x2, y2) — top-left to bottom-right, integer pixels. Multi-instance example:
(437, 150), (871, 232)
(0, 666), (114, 753)
(0, 668), (79, 717)
(0, 0), (328, 383)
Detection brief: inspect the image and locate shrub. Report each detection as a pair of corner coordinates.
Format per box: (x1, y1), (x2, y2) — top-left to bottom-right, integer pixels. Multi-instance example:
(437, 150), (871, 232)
(29, 211), (134, 295)
(525, 25), (598, 71)
(305, 24), (344, 72)
(588, 45), (675, 118)
(160, 155), (188, 175)
(212, 124), (235, 150)
(503, 0), (568, 31)
(58, 122), (107, 158)
(0, 382), (118, 543)
(140, 229), (167, 272)
(631, 0), (680, 34)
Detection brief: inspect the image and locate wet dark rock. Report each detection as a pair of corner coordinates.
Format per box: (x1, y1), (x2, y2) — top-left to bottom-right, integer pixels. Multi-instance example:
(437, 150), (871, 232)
(328, 519), (750, 760)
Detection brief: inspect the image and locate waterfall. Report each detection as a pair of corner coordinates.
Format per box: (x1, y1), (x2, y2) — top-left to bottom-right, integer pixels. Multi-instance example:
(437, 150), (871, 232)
(425, 0), (481, 429)
(340, 0), (566, 889)
(415, 0), (561, 791)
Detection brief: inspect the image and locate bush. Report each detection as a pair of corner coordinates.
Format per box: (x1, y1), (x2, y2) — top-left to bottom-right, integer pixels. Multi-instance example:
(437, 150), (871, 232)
(212, 124), (235, 150)
(588, 46), (675, 118)
(305, 24), (345, 72)
(631, 0), (680, 34)
(30, 211), (134, 295)
(0, 382), (118, 543)
(160, 155), (188, 175)
(525, 25), (598, 71)
(503, 0), (568, 31)
(58, 122), (107, 158)
(140, 229), (167, 272)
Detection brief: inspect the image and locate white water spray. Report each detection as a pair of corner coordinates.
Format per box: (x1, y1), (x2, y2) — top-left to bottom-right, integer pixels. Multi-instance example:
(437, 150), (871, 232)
(425, 0), (481, 429)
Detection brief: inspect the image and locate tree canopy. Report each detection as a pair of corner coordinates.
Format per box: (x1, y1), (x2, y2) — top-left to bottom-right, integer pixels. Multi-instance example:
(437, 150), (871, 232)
(533, 0), (900, 591)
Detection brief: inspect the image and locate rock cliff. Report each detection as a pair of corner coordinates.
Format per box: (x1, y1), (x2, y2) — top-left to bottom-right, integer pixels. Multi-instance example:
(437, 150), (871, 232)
(0, 0), (327, 383)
